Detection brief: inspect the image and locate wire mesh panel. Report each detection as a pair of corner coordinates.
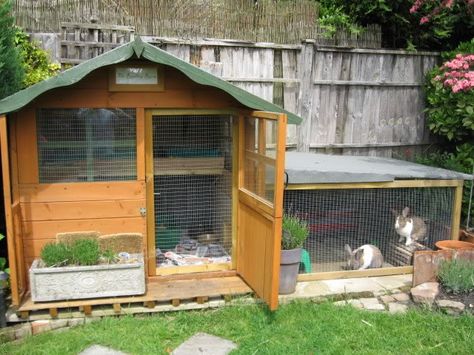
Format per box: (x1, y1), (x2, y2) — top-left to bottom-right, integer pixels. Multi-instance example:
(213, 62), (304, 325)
(284, 186), (455, 273)
(37, 108), (136, 182)
(152, 115), (233, 268)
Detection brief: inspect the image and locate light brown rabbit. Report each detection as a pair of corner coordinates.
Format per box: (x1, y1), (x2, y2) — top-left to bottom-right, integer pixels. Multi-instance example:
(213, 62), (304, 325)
(344, 244), (384, 270)
(392, 207), (427, 247)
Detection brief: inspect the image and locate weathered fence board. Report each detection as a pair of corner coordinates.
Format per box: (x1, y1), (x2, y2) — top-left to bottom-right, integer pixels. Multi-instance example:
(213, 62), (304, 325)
(27, 31), (439, 158)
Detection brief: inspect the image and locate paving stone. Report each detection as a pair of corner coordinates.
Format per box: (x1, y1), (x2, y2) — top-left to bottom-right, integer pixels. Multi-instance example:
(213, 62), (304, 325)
(388, 303), (408, 314)
(392, 293), (410, 303)
(359, 298), (385, 311)
(411, 282), (439, 306)
(50, 319), (68, 330)
(332, 299), (364, 309)
(14, 323), (32, 340)
(379, 295), (395, 305)
(79, 345), (128, 355)
(68, 318), (85, 327)
(436, 299), (465, 315)
(172, 332), (237, 355)
(31, 320), (52, 335)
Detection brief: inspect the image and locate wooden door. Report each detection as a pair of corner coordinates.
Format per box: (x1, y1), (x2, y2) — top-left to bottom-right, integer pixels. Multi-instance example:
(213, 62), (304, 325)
(237, 111), (287, 310)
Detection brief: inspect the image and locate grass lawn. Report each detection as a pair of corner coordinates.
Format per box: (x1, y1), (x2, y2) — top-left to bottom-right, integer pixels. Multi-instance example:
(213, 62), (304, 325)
(1, 301), (473, 354)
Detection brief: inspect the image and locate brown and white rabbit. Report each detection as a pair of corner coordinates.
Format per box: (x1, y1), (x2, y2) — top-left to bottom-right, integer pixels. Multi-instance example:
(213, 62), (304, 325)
(392, 207), (427, 246)
(344, 244), (384, 270)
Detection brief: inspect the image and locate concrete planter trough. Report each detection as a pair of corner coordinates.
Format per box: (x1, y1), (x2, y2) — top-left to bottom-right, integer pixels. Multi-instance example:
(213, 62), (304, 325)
(29, 254), (146, 302)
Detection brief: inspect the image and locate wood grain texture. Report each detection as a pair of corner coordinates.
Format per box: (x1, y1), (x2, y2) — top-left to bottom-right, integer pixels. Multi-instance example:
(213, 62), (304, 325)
(1, 116), (21, 306)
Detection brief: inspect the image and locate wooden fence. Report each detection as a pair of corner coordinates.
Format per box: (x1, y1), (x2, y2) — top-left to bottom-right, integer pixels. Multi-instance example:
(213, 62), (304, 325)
(27, 30), (439, 158)
(14, 0), (381, 47)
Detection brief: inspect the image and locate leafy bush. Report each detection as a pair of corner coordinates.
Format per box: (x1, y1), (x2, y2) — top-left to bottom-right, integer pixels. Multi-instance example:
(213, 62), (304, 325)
(438, 259), (474, 294)
(70, 239), (101, 266)
(0, 0), (24, 99)
(40, 242), (72, 267)
(14, 29), (61, 88)
(282, 215), (309, 250)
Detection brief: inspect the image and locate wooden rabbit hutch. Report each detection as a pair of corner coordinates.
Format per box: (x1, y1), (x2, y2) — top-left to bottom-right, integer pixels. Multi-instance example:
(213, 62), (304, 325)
(284, 152), (471, 280)
(0, 38), (299, 316)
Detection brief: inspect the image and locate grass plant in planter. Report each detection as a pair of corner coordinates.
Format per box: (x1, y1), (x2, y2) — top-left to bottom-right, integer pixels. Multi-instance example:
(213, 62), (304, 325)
(279, 215), (309, 294)
(30, 238), (145, 302)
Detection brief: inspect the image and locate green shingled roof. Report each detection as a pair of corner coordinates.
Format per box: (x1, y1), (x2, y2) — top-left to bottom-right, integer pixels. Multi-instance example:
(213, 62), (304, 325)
(0, 37), (302, 124)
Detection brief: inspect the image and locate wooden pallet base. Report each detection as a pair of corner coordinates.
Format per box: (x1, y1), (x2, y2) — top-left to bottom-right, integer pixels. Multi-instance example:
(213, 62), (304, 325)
(16, 276), (252, 321)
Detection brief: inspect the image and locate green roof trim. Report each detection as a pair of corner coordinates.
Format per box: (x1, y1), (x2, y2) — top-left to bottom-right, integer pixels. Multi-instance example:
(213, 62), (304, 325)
(0, 37), (302, 124)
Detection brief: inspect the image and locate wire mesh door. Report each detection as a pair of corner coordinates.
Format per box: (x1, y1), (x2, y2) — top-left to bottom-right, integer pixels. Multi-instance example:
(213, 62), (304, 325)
(149, 114), (234, 275)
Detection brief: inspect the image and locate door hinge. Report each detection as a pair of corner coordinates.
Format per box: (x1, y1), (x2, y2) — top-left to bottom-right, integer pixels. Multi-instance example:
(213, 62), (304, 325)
(140, 207), (146, 217)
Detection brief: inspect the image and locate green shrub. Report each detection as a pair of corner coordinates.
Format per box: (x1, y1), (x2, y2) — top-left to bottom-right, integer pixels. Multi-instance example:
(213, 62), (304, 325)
(40, 242), (72, 267)
(282, 215), (309, 250)
(14, 28), (61, 87)
(0, 0), (24, 99)
(71, 239), (101, 266)
(438, 259), (474, 294)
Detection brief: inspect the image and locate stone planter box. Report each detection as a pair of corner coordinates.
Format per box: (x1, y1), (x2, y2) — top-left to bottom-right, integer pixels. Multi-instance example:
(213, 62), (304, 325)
(29, 254), (145, 302)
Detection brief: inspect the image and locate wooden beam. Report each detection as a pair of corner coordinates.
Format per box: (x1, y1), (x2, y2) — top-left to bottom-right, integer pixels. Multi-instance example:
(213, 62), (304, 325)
(49, 308), (58, 318)
(145, 110), (156, 276)
(196, 296), (208, 304)
(144, 301), (155, 309)
(0, 115), (20, 306)
(297, 266), (413, 281)
(113, 303), (121, 314)
(286, 179), (464, 190)
(171, 299), (180, 307)
(83, 305), (92, 316)
(313, 80), (421, 87)
(451, 181), (464, 240)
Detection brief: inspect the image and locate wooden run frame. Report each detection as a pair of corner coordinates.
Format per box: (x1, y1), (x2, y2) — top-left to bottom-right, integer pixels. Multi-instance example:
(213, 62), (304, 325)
(287, 179), (464, 282)
(145, 109), (238, 276)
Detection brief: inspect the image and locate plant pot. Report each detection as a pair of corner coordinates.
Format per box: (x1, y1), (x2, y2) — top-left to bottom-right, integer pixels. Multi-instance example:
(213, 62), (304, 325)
(435, 240), (474, 251)
(29, 254), (145, 302)
(279, 248), (302, 295)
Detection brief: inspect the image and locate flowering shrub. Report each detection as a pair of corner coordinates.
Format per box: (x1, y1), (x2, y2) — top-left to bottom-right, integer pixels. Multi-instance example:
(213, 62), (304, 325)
(425, 40), (474, 140)
(435, 54), (474, 93)
(410, 0), (474, 24)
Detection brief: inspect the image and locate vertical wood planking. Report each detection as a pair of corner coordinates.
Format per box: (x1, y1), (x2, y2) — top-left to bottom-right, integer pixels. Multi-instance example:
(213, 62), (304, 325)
(0, 115), (20, 306)
(16, 109), (39, 183)
(451, 181), (464, 241)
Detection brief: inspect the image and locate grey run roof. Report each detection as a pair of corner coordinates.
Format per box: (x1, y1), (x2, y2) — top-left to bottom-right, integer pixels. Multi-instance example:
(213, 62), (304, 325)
(285, 152), (473, 184)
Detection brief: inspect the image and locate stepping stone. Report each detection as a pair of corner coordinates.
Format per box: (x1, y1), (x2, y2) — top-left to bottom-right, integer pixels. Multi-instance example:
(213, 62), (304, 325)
(79, 345), (128, 355)
(379, 295), (395, 305)
(436, 299), (465, 315)
(411, 282), (439, 306)
(359, 298), (385, 311)
(172, 332), (237, 355)
(392, 293), (410, 303)
(388, 303), (408, 314)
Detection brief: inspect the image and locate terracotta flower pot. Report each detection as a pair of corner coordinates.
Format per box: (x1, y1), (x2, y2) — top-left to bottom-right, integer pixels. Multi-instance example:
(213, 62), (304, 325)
(435, 240), (474, 251)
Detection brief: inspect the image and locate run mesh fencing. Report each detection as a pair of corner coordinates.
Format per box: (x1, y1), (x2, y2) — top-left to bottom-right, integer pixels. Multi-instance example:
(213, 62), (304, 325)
(284, 186), (455, 273)
(152, 115), (233, 267)
(37, 108), (136, 183)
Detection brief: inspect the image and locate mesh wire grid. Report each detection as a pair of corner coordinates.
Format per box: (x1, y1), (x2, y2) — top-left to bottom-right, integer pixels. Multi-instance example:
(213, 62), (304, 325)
(37, 108), (136, 183)
(284, 186), (455, 273)
(152, 115), (233, 266)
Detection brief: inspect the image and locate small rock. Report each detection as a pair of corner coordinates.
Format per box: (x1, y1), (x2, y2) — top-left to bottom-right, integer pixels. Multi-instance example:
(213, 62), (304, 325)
(359, 298), (385, 311)
(31, 320), (51, 335)
(14, 323), (32, 340)
(436, 299), (465, 315)
(411, 282), (439, 306)
(50, 319), (68, 330)
(68, 318), (84, 328)
(392, 293), (410, 303)
(379, 295), (395, 305)
(388, 303), (408, 314)
(333, 299), (363, 309)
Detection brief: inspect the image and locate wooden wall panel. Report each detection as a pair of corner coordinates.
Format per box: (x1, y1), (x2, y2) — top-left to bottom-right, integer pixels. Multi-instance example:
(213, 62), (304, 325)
(21, 217), (146, 240)
(21, 199), (145, 221)
(16, 109), (38, 184)
(19, 181), (145, 202)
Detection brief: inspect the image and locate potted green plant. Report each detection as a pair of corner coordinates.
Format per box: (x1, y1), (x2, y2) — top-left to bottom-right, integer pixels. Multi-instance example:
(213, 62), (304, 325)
(30, 238), (145, 302)
(279, 215), (309, 294)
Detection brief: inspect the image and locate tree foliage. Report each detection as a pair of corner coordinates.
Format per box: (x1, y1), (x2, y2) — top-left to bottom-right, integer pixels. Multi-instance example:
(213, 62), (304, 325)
(0, 0), (24, 99)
